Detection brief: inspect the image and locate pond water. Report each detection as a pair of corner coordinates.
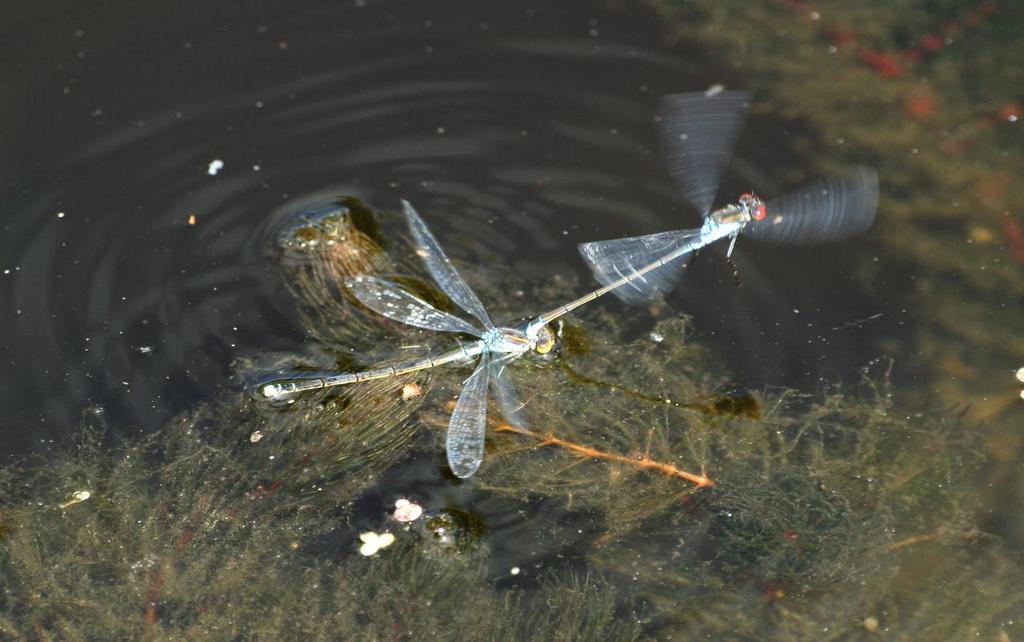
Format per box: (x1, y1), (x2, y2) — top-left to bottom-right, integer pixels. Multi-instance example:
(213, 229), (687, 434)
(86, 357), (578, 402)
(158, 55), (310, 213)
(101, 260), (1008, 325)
(2, 0), (1022, 639)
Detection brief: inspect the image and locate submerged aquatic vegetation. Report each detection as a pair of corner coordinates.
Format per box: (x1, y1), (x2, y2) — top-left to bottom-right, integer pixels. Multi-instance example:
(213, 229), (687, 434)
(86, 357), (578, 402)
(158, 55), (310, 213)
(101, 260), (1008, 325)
(0, 407), (639, 640)
(1, 203), (1021, 639)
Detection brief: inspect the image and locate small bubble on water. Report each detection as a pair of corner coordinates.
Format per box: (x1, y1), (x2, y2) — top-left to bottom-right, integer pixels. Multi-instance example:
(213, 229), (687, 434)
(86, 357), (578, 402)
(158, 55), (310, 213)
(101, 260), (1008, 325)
(207, 159), (224, 175)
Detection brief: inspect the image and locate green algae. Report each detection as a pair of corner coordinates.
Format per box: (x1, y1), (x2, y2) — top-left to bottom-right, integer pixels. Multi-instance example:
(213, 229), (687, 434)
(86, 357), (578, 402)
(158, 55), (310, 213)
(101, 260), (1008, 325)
(1, 204), (1020, 640)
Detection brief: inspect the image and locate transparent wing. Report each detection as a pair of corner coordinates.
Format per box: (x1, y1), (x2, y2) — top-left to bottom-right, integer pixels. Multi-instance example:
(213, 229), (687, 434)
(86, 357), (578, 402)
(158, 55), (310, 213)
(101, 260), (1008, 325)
(345, 275), (482, 336)
(657, 90), (752, 218)
(403, 200), (495, 330)
(446, 353), (491, 479)
(745, 167), (879, 244)
(578, 229), (702, 304)
(490, 361), (528, 429)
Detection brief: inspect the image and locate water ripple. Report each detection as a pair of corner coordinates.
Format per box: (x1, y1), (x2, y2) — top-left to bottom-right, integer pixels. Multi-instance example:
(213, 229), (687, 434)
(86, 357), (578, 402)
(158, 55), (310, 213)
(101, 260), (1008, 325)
(1, 0), (879, 451)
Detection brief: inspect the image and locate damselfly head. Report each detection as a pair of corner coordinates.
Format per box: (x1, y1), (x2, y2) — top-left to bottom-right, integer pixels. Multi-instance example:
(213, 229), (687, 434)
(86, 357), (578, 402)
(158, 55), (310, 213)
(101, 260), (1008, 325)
(738, 192), (767, 221)
(533, 326), (555, 355)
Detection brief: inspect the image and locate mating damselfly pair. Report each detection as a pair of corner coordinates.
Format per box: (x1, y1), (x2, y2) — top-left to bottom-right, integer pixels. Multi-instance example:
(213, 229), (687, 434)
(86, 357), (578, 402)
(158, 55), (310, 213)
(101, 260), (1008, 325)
(255, 89), (879, 479)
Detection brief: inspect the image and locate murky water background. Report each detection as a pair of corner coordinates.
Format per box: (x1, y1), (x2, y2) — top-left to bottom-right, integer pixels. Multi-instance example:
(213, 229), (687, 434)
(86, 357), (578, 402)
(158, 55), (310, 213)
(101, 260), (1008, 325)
(0, 0), (891, 448)
(2, 0), (1022, 639)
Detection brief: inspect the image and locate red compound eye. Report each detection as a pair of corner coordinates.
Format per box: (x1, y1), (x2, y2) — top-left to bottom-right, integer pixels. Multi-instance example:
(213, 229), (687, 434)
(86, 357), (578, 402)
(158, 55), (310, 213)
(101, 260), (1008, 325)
(739, 193), (766, 221)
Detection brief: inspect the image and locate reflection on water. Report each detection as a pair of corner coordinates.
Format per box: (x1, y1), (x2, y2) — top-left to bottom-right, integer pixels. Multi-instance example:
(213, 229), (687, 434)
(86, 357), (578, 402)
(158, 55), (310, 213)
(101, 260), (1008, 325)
(2, 0), (1022, 638)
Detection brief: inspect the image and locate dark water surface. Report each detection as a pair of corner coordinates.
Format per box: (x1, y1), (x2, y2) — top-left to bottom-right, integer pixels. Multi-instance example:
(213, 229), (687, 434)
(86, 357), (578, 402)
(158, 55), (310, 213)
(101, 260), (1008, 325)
(1, 0), (886, 450)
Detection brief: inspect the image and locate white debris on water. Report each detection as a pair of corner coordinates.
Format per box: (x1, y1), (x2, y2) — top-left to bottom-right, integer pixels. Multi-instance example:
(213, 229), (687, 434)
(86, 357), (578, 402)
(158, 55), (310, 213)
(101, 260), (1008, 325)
(358, 531), (396, 556)
(392, 498), (424, 523)
(59, 490), (92, 509)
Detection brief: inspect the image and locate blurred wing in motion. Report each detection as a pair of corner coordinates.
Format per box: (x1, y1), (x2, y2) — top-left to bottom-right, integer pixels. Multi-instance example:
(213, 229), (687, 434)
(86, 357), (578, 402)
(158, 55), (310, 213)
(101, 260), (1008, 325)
(345, 275), (483, 336)
(745, 167), (880, 244)
(403, 200), (495, 330)
(657, 90), (752, 218)
(578, 229), (701, 304)
(446, 354), (491, 479)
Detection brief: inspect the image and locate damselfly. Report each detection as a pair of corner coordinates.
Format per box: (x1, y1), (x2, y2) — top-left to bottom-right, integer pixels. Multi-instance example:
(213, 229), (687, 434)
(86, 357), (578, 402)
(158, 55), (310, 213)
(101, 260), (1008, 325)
(256, 90), (879, 478)
(257, 201), (558, 478)
(566, 89), (879, 309)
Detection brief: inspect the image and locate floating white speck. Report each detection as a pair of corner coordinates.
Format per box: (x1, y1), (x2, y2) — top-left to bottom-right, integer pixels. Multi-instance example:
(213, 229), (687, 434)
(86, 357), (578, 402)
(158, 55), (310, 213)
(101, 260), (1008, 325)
(649, 332), (664, 343)
(1016, 367), (1024, 383)
(704, 84), (725, 97)
(57, 211), (66, 218)
(401, 382), (423, 400)
(358, 531), (396, 556)
(510, 566), (521, 576)
(207, 159), (224, 176)
(59, 490), (92, 509)
(137, 346), (153, 354)
(393, 498), (424, 523)
(250, 430), (263, 443)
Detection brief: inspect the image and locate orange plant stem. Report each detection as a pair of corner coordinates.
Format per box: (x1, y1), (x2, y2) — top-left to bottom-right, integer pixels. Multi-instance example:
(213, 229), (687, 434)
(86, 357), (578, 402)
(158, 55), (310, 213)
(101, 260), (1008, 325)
(495, 424), (714, 488)
(885, 532), (937, 552)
